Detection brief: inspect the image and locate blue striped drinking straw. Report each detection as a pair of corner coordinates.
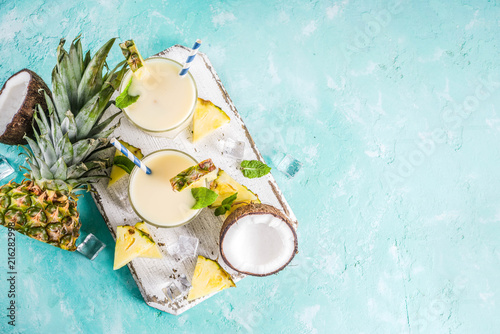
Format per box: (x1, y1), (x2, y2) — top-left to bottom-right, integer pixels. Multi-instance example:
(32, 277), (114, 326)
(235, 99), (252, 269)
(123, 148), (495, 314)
(179, 39), (202, 76)
(110, 138), (152, 175)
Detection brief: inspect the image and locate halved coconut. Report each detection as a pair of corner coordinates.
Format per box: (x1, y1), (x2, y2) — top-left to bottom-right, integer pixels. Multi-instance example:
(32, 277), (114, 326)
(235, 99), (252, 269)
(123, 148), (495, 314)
(0, 69), (50, 145)
(220, 203), (298, 276)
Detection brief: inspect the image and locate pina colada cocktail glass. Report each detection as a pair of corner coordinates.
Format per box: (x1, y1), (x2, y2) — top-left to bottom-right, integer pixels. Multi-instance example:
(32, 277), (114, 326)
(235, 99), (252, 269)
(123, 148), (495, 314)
(119, 57), (198, 138)
(128, 149), (201, 228)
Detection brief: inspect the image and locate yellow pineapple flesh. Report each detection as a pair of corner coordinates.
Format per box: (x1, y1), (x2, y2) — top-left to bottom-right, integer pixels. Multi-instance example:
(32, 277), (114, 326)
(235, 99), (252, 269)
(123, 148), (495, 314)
(134, 222), (162, 259)
(209, 170), (260, 208)
(113, 226), (155, 270)
(192, 98), (230, 142)
(187, 255), (235, 301)
(108, 140), (144, 187)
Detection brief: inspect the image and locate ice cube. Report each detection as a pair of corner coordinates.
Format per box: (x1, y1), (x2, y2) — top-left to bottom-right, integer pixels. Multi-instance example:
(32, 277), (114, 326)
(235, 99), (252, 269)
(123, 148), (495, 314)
(107, 176), (134, 213)
(277, 154), (303, 178)
(167, 235), (199, 262)
(0, 155), (15, 180)
(162, 281), (181, 302)
(162, 274), (192, 302)
(76, 233), (106, 260)
(166, 243), (181, 261)
(178, 235), (199, 257)
(220, 138), (245, 160)
(177, 274), (192, 291)
(107, 176), (128, 201)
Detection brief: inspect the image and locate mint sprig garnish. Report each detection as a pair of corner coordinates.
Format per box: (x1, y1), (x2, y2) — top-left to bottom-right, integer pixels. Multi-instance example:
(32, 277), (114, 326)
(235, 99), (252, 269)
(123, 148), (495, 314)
(115, 78), (139, 109)
(214, 192), (238, 216)
(191, 187), (218, 210)
(240, 160), (271, 179)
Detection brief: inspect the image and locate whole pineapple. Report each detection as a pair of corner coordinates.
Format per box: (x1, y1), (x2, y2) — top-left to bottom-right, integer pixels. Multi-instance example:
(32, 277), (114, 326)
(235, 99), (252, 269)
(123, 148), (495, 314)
(0, 36), (126, 251)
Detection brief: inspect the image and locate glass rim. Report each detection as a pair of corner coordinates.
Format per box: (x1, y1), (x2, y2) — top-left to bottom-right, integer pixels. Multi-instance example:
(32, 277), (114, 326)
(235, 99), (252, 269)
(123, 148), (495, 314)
(128, 149), (202, 229)
(119, 57), (198, 133)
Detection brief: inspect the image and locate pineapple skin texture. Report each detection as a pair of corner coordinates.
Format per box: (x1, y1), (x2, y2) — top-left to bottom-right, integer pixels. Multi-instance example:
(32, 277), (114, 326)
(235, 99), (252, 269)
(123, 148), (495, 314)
(170, 159), (217, 192)
(134, 222), (162, 259)
(0, 181), (81, 251)
(119, 40), (145, 72)
(187, 255), (235, 301)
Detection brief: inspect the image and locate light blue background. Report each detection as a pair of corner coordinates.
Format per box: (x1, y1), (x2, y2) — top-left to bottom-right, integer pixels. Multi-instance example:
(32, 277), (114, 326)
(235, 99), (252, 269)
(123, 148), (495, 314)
(1, 0), (500, 333)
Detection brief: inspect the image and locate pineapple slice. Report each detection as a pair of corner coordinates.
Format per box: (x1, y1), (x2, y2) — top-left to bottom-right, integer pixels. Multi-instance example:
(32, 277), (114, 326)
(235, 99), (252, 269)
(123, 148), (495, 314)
(209, 170), (260, 208)
(119, 40), (145, 72)
(187, 256), (236, 301)
(113, 226), (155, 270)
(170, 159), (217, 192)
(192, 98), (230, 142)
(108, 140), (144, 187)
(134, 222), (162, 259)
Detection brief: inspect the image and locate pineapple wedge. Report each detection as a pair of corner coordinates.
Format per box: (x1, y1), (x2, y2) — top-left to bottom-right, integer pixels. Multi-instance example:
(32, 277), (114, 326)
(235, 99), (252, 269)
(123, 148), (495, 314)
(192, 98), (230, 142)
(134, 222), (162, 259)
(170, 159), (217, 192)
(108, 140), (144, 187)
(119, 40), (145, 72)
(113, 226), (155, 270)
(187, 256), (236, 301)
(209, 170), (260, 208)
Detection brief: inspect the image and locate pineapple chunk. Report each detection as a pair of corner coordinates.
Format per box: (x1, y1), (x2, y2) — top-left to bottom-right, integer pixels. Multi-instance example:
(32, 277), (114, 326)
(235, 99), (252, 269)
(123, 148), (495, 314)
(119, 40), (145, 72)
(113, 226), (155, 270)
(209, 170), (260, 208)
(170, 159), (217, 192)
(187, 256), (235, 301)
(108, 140), (144, 187)
(192, 98), (230, 142)
(134, 222), (162, 259)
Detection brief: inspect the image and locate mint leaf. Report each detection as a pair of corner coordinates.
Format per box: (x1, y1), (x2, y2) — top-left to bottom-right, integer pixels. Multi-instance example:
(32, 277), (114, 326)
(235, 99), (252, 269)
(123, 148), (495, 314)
(240, 160), (271, 179)
(191, 187), (218, 210)
(221, 192), (238, 206)
(214, 205), (230, 216)
(113, 156), (135, 174)
(214, 193), (238, 216)
(115, 78), (139, 109)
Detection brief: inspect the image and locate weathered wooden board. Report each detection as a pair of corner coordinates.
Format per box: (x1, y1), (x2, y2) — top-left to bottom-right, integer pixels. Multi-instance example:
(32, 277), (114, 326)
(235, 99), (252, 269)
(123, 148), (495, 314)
(92, 45), (298, 315)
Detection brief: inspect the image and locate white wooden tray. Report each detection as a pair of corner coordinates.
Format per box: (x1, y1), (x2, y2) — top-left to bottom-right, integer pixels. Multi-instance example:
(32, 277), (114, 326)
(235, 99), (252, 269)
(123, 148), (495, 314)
(92, 45), (298, 315)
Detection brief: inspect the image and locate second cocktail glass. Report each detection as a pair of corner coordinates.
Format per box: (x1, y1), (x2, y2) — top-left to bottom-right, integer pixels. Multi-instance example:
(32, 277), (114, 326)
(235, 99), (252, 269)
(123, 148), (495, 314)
(119, 57), (198, 138)
(128, 149), (202, 228)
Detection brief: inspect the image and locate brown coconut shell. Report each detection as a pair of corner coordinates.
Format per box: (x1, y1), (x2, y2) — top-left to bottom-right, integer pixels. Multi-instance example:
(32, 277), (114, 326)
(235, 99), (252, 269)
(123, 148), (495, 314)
(219, 203), (298, 277)
(0, 69), (50, 145)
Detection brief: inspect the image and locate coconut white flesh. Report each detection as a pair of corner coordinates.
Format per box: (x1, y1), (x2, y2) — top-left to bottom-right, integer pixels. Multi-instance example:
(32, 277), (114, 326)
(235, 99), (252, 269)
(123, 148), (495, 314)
(222, 213), (296, 275)
(0, 71), (30, 135)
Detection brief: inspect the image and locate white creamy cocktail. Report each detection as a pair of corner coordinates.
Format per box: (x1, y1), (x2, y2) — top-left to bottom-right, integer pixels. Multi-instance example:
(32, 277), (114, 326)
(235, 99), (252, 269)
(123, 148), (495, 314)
(128, 150), (201, 227)
(120, 57), (197, 137)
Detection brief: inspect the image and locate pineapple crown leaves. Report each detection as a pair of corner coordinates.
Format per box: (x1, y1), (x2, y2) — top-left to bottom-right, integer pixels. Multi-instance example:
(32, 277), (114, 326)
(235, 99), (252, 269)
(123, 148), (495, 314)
(23, 112), (114, 190)
(50, 36), (127, 142)
(18, 36), (128, 194)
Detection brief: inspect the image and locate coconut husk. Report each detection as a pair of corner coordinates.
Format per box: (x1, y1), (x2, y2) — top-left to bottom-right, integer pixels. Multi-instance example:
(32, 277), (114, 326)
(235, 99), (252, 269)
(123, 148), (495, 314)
(219, 203), (298, 276)
(0, 69), (50, 145)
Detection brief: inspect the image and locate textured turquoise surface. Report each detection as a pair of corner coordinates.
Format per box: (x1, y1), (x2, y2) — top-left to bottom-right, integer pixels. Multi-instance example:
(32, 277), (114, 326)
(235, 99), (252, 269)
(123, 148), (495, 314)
(1, 0), (500, 333)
